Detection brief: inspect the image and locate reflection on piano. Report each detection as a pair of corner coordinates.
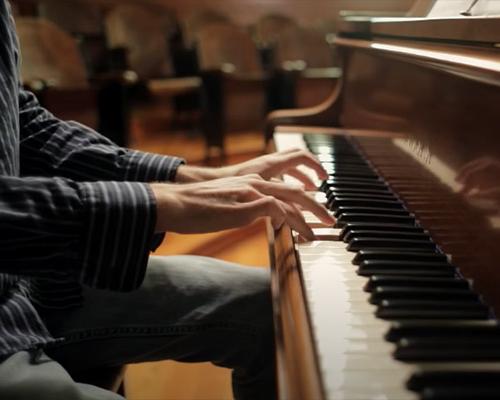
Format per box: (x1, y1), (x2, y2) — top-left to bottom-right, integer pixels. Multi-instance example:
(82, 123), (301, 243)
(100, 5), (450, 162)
(267, 3), (500, 400)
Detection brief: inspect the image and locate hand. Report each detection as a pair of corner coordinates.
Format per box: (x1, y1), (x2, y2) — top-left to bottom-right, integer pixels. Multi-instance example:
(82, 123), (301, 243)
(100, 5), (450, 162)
(456, 157), (500, 195)
(151, 174), (335, 240)
(175, 148), (328, 190)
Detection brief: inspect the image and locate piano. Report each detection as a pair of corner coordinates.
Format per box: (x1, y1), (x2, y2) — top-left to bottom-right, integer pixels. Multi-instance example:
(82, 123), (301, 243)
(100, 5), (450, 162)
(266, 2), (500, 399)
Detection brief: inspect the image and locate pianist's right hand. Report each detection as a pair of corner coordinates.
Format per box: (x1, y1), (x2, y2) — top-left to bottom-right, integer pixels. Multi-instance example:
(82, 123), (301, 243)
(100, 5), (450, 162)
(150, 174), (334, 241)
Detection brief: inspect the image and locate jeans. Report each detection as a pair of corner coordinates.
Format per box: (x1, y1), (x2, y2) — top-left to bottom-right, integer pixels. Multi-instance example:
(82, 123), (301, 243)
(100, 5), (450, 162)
(0, 256), (276, 400)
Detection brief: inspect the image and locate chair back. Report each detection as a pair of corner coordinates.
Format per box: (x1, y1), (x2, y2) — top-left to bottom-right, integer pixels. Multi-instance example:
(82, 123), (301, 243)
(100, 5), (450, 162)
(16, 17), (88, 88)
(273, 27), (335, 70)
(182, 9), (229, 48)
(38, 0), (104, 35)
(252, 14), (297, 48)
(196, 23), (262, 74)
(105, 4), (177, 79)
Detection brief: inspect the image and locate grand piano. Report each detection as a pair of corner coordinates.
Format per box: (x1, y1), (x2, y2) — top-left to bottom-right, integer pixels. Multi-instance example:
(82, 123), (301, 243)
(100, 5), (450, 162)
(266, 1), (500, 399)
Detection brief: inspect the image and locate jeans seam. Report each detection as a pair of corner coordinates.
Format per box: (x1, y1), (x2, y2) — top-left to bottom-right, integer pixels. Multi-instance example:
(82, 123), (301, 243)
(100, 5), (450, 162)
(51, 321), (262, 345)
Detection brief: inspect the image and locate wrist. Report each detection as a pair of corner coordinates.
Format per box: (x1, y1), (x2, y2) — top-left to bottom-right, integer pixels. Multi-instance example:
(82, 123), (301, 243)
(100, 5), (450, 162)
(175, 165), (224, 183)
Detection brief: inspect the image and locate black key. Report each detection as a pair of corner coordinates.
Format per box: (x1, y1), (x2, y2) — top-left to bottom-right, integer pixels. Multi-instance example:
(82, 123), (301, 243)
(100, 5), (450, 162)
(321, 180), (388, 190)
(330, 198), (404, 210)
(377, 308), (490, 320)
(333, 207), (410, 218)
(408, 370), (500, 392)
(357, 260), (456, 277)
(343, 230), (432, 243)
(326, 187), (395, 197)
(364, 276), (469, 292)
(395, 337), (500, 361)
(321, 182), (391, 192)
(386, 320), (500, 342)
(421, 385), (500, 400)
(326, 171), (379, 180)
(339, 223), (425, 240)
(382, 299), (486, 310)
(347, 238), (437, 252)
(320, 160), (371, 167)
(369, 287), (479, 305)
(336, 213), (417, 227)
(318, 154), (361, 162)
(327, 191), (398, 201)
(353, 250), (446, 265)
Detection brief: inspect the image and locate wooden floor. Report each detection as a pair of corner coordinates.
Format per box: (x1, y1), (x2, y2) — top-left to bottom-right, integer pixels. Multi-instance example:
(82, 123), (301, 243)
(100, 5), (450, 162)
(123, 104), (270, 400)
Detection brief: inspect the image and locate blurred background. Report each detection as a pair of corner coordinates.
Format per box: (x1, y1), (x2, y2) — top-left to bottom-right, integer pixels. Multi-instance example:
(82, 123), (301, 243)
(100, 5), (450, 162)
(10, 0), (417, 398)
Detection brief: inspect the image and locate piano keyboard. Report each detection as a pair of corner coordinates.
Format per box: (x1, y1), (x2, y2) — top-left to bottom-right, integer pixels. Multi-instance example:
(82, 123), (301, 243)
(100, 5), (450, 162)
(275, 132), (500, 400)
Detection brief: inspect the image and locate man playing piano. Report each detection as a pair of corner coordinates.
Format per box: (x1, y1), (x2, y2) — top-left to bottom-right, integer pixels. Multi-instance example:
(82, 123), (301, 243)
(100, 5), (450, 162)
(0, 2), (333, 399)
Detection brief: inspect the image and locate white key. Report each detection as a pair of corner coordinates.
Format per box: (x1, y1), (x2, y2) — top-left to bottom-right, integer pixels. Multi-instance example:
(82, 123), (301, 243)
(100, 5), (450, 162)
(275, 133), (422, 400)
(312, 227), (340, 240)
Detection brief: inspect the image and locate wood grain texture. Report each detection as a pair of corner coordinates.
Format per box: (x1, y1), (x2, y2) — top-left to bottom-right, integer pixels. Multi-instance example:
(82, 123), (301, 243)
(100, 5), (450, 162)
(267, 221), (325, 400)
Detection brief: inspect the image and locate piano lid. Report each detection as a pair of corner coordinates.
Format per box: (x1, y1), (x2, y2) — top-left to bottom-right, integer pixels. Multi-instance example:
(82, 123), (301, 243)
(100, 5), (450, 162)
(339, 0), (500, 45)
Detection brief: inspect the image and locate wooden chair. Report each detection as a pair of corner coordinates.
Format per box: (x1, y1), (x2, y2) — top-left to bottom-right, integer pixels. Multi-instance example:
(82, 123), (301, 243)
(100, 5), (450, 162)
(251, 13), (297, 71)
(182, 9), (230, 50)
(268, 26), (340, 110)
(38, 0), (115, 77)
(16, 17), (133, 146)
(105, 4), (202, 131)
(105, 4), (177, 80)
(196, 22), (268, 159)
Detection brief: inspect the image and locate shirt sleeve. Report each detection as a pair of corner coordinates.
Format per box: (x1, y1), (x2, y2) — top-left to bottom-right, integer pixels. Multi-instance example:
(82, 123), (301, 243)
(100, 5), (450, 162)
(0, 175), (157, 291)
(18, 89), (185, 183)
(14, 90), (183, 291)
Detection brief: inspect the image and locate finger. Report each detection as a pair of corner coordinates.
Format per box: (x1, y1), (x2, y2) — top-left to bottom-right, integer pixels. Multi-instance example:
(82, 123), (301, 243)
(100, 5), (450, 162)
(284, 168), (317, 190)
(242, 196), (287, 231)
(282, 202), (315, 241)
(235, 185), (265, 202)
(280, 150), (328, 180)
(253, 180), (335, 225)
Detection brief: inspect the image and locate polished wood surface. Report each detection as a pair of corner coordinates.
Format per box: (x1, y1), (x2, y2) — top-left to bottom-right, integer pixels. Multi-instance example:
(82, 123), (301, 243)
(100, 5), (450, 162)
(267, 220), (324, 400)
(268, 13), (500, 400)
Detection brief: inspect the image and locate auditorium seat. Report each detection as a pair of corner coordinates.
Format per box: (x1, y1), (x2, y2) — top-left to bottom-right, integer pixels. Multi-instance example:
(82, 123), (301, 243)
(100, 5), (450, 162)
(196, 22), (268, 159)
(105, 4), (202, 133)
(38, 0), (113, 77)
(251, 13), (297, 72)
(267, 26), (340, 109)
(16, 17), (133, 146)
(105, 4), (178, 80)
(181, 9), (230, 50)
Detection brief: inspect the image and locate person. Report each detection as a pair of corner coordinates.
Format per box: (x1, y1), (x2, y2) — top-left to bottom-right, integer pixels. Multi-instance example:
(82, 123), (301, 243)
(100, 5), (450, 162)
(0, 2), (334, 399)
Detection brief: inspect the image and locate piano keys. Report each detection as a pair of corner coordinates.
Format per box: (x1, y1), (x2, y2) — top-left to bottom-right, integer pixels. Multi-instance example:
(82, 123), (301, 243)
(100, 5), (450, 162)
(267, 5), (500, 399)
(272, 131), (500, 400)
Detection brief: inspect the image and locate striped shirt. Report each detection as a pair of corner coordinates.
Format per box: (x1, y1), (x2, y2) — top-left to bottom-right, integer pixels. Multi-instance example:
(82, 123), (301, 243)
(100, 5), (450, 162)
(0, 1), (184, 358)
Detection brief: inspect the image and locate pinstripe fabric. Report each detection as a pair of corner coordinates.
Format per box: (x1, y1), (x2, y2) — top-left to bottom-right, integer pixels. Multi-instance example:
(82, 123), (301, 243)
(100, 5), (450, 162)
(0, 1), (184, 357)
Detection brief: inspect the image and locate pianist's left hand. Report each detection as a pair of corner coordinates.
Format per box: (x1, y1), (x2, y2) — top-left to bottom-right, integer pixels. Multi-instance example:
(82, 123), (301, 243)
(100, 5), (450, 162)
(176, 148), (327, 190)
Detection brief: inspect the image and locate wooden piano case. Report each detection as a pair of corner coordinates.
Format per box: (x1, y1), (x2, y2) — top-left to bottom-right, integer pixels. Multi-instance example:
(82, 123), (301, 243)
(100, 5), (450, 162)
(267, 15), (500, 400)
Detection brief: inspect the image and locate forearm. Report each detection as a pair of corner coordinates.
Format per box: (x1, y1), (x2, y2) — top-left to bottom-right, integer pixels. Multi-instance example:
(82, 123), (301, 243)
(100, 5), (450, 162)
(0, 175), (157, 291)
(175, 165), (223, 183)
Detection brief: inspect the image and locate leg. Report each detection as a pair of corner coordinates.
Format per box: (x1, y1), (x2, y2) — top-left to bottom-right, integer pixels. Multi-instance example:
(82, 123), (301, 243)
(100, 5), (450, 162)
(41, 256), (276, 399)
(0, 351), (124, 400)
